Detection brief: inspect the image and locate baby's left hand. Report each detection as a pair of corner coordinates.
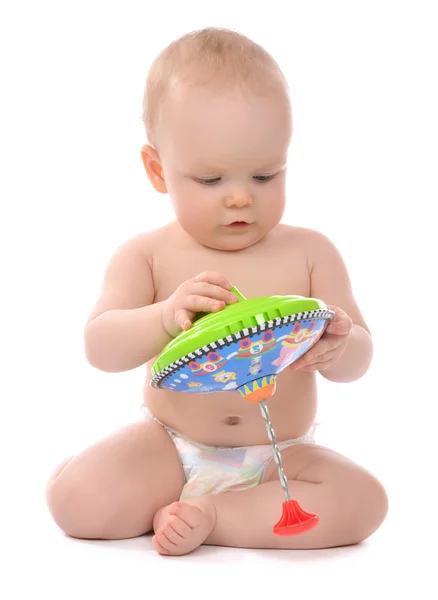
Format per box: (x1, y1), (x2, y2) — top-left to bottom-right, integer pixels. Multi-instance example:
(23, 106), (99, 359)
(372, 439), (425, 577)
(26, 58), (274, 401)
(289, 305), (353, 372)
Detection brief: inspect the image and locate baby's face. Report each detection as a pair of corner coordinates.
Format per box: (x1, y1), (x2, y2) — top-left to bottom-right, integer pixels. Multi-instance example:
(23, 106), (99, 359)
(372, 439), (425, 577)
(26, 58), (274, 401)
(149, 83), (291, 251)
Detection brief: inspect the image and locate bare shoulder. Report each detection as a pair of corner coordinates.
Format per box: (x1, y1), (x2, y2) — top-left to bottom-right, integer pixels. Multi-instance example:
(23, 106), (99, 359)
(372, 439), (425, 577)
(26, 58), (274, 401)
(272, 223), (329, 257)
(274, 223), (331, 247)
(276, 224), (345, 265)
(130, 223), (168, 255)
(278, 224), (370, 332)
(85, 224), (176, 324)
(133, 222), (179, 260)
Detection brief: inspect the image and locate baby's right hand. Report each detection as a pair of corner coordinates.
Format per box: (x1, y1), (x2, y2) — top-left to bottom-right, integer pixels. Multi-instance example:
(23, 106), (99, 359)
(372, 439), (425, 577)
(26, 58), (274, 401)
(161, 272), (239, 337)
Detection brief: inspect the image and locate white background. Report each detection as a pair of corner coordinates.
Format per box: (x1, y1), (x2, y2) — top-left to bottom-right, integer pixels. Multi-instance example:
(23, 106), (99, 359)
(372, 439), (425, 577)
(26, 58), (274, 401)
(1, 1), (437, 598)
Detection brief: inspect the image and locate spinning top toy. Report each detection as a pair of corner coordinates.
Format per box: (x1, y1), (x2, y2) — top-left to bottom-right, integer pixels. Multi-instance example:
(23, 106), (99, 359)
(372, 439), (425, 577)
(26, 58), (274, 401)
(152, 286), (334, 535)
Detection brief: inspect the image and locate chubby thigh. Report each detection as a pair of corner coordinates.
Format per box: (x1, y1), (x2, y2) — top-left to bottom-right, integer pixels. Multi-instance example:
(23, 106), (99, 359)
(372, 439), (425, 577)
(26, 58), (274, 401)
(46, 419), (185, 539)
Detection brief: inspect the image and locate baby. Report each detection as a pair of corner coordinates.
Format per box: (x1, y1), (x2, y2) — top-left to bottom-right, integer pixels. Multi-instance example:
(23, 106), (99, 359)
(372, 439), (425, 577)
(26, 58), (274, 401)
(46, 28), (388, 556)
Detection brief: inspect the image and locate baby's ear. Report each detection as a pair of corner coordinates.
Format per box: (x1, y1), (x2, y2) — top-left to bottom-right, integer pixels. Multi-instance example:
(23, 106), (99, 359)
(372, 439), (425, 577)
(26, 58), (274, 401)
(141, 145), (167, 193)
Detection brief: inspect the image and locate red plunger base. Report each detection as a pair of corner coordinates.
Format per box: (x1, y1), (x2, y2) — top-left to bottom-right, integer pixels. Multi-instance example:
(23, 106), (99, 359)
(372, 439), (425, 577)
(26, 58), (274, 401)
(273, 500), (320, 536)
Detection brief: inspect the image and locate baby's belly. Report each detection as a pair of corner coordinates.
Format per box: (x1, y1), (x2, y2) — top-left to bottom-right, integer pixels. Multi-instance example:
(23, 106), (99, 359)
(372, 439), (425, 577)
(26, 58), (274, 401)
(143, 366), (317, 446)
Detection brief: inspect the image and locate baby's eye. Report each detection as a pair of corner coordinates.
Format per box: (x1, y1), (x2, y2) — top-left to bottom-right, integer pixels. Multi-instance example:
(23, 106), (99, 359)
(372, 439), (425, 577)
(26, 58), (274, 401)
(195, 174), (275, 185)
(196, 177), (221, 186)
(253, 174), (275, 182)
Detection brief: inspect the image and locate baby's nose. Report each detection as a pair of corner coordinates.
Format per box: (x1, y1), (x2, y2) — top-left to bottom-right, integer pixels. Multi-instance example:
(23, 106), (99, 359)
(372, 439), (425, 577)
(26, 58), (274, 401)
(224, 191), (253, 208)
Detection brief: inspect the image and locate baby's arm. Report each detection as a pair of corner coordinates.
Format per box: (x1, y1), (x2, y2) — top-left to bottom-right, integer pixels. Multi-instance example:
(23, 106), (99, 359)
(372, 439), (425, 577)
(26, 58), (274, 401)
(84, 235), (172, 372)
(307, 230), (373, 383)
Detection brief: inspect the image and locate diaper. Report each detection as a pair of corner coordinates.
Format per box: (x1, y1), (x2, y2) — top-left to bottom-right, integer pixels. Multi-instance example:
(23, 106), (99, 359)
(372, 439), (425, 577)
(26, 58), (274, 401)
(141, 405), (316, 500)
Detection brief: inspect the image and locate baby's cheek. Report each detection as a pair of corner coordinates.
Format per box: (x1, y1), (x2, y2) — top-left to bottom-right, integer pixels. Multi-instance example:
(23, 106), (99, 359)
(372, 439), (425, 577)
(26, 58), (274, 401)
(189, 201), (215, 224)
(175, 199), (216, 237)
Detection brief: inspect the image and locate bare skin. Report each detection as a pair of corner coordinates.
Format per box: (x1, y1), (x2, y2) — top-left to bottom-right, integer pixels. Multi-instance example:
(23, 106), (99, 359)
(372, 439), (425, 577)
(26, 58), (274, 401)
(145, 221), (318, 447)
(147, 223), (385, 554)
(46, 81), (388, 555)
(47, 222), (387, 554)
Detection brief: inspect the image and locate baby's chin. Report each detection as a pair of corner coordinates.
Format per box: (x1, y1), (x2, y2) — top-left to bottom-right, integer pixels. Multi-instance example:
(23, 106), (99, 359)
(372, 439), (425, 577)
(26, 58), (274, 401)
(197, 224), (268, 251)
(177, 219), (276, 251)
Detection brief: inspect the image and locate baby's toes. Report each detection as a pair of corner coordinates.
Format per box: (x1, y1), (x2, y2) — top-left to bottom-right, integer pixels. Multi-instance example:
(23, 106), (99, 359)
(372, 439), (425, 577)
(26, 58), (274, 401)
(152, 501), (215, 556)
(161, 518), (186, 544)
(168, 502), (204, 528)
(152, 533), (171, 555)
(152, 527), (177, 554)
(165, 513), (192, 539)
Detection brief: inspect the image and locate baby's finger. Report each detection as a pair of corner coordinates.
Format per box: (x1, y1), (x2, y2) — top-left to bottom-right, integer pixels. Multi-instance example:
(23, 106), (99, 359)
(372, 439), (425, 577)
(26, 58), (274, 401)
(292, 350), (338, 371)
(326, 318), (350, 335)
(184, 294), (227, 316)
(305, 337), (339, 361)
(303, 348), (338, 366)
(192, 281), (239, 305)
(326, 307), (352, 335)
(174, 308), (194, 331)
(304, 346), (330, 364)
(193, 271), (233, 290)
(297, 361), (330, 372)
(290, 342), (334, 370)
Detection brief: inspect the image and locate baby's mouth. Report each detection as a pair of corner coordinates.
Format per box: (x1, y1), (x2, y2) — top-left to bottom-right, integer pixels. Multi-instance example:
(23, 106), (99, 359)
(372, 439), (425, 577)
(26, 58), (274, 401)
(225, 221), (252, 229)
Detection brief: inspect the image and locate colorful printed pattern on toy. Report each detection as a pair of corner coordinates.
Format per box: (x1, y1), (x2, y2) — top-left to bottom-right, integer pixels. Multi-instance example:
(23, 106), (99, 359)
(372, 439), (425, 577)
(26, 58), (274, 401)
(154, 316), (328, 394)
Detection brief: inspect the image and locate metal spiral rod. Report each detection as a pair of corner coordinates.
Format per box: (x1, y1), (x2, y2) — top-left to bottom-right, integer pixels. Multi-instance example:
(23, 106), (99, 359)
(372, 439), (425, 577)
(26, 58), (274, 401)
(259, 400), (290, 502)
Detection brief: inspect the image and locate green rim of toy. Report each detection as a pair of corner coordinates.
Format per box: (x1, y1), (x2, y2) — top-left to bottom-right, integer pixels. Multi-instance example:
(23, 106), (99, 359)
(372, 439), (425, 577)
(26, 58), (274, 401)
(151, 286), (330, 376)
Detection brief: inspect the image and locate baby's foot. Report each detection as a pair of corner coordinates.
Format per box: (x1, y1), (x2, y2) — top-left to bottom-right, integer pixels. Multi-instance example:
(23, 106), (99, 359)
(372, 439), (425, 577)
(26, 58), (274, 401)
(152, 499), (216, 556)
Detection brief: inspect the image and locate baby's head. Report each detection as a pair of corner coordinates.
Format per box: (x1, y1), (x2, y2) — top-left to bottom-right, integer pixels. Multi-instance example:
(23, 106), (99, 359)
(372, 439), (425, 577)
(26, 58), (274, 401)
(141, 28), (292, 251)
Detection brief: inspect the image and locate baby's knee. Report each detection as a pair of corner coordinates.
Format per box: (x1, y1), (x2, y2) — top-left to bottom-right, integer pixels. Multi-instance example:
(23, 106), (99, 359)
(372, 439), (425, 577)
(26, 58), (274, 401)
(47, 456), (75, 487)
(46, 456), (95, 538)
(364, 474), (389, 536)
(347, 471), (389, 544)
(45, 455), (75, 520)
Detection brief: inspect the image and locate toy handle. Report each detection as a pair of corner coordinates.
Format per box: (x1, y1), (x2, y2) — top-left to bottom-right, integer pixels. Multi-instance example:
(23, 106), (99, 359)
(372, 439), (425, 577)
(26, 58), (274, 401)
(230, 285), (247, 302)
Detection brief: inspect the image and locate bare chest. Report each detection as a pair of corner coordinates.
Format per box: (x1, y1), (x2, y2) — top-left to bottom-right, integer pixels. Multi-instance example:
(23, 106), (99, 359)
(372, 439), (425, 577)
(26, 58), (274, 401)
(151, 236), (310, 302)
(144, 227), (316, 444)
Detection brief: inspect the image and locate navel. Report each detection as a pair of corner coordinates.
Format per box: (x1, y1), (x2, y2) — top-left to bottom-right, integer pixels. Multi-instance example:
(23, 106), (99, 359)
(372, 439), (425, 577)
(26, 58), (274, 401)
(223, 416), (241, 426)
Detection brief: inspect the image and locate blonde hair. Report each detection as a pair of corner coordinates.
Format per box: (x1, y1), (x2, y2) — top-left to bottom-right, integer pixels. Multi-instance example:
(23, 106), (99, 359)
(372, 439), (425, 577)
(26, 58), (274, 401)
(142, 27), (290, 147)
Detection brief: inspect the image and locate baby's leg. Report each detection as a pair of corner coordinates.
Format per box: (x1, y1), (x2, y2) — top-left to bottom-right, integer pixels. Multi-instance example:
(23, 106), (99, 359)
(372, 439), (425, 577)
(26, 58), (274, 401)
(205, 444), (388, 549)
(46, 420), (184, 540)
(154, 444), (388, 554)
